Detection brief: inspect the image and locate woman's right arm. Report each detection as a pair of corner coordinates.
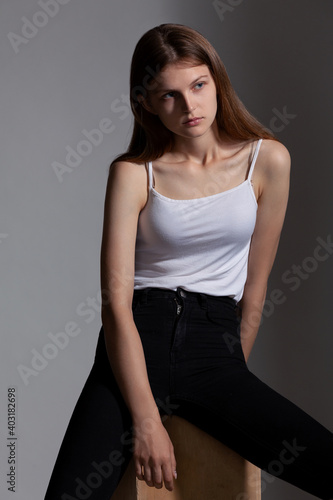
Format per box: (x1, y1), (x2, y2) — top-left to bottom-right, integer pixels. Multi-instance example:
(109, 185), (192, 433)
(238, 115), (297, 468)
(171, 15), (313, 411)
(100, 161), (176, 491)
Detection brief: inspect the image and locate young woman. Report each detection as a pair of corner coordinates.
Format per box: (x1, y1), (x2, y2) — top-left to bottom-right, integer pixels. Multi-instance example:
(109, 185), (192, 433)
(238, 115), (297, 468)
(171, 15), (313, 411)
(44, 24), (333, 500)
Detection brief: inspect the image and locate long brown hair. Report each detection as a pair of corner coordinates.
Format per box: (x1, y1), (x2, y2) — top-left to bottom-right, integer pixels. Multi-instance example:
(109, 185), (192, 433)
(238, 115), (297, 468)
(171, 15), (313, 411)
(112, 23), (276, 167)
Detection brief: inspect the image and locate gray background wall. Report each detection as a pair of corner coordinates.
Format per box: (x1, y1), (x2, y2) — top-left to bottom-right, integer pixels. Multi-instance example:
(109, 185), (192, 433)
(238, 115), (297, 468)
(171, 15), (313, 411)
(1, 1), (332, 499)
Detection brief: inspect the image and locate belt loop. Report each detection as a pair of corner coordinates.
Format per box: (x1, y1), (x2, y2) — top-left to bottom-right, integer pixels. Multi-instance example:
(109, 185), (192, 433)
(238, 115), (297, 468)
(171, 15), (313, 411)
(176, 287), (186, 299)
(198, 292), (208, 310)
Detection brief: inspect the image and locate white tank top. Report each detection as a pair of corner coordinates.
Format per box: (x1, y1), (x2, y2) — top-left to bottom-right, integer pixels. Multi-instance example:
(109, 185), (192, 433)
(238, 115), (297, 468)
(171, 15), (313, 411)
(134, 139), (262, 302)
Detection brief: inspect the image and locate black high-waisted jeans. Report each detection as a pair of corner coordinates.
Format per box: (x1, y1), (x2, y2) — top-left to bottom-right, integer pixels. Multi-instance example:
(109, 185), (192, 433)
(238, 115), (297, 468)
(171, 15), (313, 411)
(44, 287), (333, 499)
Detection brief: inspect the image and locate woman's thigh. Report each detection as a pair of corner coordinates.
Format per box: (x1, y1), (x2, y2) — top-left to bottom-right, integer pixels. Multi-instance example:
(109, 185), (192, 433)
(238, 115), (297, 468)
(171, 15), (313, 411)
(133, 287), (333, 500)
(172, 369), (333, 500)
(44, 328), (134, 500)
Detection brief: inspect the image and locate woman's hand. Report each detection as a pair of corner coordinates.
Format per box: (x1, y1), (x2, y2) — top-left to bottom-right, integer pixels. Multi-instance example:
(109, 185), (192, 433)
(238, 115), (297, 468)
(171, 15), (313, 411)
(133, 417), (177, 491)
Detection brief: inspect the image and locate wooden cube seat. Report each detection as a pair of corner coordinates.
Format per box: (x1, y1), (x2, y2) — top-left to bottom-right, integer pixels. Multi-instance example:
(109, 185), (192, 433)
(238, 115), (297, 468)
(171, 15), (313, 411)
(112, 415), (261, 500)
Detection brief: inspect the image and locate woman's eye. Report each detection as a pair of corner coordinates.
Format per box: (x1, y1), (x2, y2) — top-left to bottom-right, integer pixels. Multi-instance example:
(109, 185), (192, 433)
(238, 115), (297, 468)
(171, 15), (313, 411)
(162, 92), (175, 100)
(161, 83), (205, 100)
(194, 82), (205, 90)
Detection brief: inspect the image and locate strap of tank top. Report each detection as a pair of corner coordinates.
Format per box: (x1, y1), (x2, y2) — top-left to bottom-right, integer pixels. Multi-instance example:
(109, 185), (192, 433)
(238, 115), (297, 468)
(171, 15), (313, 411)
(247, 138), (263, 182)
(147, 161), (154, 189)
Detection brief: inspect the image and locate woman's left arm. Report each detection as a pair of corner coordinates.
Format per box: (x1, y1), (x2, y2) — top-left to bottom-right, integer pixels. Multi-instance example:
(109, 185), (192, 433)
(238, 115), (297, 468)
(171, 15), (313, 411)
(239, 140), (291, 362)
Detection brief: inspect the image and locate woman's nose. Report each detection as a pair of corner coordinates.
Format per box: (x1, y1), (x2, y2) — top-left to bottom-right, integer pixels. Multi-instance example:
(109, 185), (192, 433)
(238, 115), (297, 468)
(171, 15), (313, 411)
(181, 94), (196, 113)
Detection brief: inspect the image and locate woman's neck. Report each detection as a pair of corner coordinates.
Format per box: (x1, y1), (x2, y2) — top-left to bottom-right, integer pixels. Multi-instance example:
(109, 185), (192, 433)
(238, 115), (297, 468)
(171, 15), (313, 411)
(170, 121), (235, 166)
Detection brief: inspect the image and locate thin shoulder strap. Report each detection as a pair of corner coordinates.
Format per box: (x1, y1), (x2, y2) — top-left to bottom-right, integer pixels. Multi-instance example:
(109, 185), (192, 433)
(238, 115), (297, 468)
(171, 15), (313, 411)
(248, 139), (263, 182)
(147, 161), (154, 189)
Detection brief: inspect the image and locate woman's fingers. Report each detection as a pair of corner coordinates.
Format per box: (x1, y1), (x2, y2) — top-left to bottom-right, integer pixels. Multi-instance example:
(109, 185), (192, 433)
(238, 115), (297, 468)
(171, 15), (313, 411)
(172, 453), (177, 480)
(133, 420), (177, 490)
(163, 445), (177, 490)
(161, 452), (177, 491)
(141, 465), (154, 487)
(135, 459), (176, 490)
(150, 465), (163, 488)
(135, 463), (145, 481)
(135, 463), (161, 488)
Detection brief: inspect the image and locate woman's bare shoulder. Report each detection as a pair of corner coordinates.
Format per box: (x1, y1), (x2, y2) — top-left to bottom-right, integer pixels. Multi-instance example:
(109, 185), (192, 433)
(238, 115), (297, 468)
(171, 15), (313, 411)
(258, 139), (291, 180)
(106, 160), (148, 210)
(260, 139), (291, 168)
(109, 159), (147, 176)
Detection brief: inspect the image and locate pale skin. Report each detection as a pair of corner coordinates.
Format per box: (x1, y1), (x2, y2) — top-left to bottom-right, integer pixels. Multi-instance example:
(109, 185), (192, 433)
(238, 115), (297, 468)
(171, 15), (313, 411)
(100, 61), (291, 491)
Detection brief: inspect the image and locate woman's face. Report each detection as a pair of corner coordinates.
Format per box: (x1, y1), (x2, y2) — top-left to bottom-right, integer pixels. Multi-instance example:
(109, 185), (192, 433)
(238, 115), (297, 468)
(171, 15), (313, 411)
(144, 60), (218, 139)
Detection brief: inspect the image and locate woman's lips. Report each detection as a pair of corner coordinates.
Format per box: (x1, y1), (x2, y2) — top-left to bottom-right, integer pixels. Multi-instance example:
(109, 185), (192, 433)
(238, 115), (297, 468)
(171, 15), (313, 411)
(183, 117), (203, 126)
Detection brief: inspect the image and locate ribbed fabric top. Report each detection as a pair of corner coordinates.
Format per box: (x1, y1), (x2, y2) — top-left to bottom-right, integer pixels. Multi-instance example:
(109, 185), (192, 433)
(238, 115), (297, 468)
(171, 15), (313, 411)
(134, 139), (262, 302)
